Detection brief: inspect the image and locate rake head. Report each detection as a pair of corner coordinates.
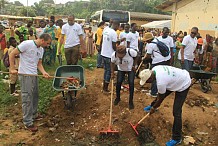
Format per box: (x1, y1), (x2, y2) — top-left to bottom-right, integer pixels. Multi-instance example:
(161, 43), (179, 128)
(129, 122), (139, 135)
(99, 127), (119, 139)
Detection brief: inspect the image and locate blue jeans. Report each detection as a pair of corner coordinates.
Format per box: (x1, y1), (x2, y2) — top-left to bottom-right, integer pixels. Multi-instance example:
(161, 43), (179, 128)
(103, 56), (111, 83)
(116, 71), (135, 102)
(181, 60), (193, 71)
(151, 60), (170, 96)
(97, 53), (103, 67)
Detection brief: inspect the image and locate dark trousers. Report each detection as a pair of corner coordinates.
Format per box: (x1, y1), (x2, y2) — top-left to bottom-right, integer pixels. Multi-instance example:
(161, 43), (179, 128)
(151, 60), (170, 95)
(65, 45), (80, 65)
(151, 87), (190, 140)
(116, 70), (135, 102)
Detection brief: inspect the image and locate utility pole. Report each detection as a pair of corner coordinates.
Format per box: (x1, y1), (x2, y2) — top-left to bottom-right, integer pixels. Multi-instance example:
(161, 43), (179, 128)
(27, 0), (28, 17)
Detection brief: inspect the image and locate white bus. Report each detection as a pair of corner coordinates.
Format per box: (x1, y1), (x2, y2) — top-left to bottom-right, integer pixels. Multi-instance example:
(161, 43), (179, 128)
(91, 9), (131, 24)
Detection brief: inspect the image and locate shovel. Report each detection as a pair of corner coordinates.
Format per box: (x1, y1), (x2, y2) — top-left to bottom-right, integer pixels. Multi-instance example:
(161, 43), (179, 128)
(129, 113), (150, 135)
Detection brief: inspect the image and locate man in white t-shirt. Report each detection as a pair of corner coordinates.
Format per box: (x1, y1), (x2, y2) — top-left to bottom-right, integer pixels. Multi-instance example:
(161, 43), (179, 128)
(58, 15), (85, 65)
(142, 32), (171, 97)
(178, 27), (198, 71)
(139, 65), (191, 146)
(119, 24), (130, 47)
(9, 33), (51, 132)
(111, 45), (137, 109)
(101, 20), (120, 92)
(127, 23), (139, 51)
(157, 27), (174, 65)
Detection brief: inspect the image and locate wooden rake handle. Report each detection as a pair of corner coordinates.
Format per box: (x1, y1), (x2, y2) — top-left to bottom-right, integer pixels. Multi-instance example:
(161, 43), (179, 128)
(138, 113), (150, 125)
(0, 71), (70, 79)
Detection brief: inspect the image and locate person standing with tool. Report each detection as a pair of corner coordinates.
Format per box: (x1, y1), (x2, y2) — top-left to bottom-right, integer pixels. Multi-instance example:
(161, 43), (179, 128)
(111, 45), (137, 109)
(139, 65), (191, 146)
(9, 33), (51, 132)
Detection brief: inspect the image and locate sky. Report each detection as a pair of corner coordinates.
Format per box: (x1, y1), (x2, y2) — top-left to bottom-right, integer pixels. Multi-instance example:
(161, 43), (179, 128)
(9, 0), (89, 6)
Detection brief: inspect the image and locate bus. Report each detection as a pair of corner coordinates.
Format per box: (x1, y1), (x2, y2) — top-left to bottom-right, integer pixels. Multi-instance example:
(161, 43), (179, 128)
(91, 9), (130, 24)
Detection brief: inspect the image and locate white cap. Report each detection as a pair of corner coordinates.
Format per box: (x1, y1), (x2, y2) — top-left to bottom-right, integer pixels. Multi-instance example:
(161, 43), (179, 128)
(139, 69), (152, 86)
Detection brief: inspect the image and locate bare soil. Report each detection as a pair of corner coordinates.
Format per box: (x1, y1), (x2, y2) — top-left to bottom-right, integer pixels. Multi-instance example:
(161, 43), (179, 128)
(0, 69), (218, 146)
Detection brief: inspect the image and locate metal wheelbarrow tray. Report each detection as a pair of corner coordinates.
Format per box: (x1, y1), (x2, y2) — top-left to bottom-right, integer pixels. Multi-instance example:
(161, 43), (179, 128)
(53, 65), (85, 109)
(189, 70), (217, 93)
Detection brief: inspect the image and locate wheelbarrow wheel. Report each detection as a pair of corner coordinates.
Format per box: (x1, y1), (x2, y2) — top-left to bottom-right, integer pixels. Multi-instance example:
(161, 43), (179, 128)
(65, 93), (74, 110)
(200, 79), (209, 93)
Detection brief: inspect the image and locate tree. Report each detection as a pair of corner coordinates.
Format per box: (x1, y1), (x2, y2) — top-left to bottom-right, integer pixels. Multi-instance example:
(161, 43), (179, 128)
(32, 2), (46, 16)
(14, 1), (23, 6)
(40, 0), (54, 4)
(19, 7), (36, 17)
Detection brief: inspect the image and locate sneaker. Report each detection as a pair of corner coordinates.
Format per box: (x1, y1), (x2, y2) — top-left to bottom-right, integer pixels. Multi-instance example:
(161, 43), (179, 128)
(114, 98), (120, 105)
(144, 105), (152, 112)
(129, 102), (134, 110)
(34, 114), (43, 121)
(25, 124), (38, 132)
(146, 93), (157, 98)
(166, 139), (182, 146)
(10, 92), (19, 97)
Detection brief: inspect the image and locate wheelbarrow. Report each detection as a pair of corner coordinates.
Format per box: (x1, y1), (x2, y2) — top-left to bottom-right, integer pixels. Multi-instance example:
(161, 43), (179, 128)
(189, 69), (216, 93)
(52, 65), (85, 110)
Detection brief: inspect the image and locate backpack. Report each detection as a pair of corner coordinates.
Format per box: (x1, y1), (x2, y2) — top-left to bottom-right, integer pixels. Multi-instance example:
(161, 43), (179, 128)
(115, 48), (133, 58)
(151, 38), (170, 57)
(3, 50), (10, 68)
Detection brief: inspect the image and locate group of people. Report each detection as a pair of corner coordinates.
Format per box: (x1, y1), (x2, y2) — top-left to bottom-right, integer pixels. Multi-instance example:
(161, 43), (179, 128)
(0, 15), (217, 146)
(95, 20), (217, 146)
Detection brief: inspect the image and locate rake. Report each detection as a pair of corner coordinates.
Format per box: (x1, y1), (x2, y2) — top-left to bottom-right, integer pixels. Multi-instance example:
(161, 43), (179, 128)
(99, 79), (119, 137)
(129, 113), (150, 135)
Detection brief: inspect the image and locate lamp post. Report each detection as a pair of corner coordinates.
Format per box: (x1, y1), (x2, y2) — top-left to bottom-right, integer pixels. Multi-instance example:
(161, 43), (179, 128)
(27, 0), (28, 17)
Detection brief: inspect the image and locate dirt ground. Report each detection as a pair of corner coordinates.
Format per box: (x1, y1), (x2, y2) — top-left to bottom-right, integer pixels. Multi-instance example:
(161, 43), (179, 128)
(0, 69), (218, 146)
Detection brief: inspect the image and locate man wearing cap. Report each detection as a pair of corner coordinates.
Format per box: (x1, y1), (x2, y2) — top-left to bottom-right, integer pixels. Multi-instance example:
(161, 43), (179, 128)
(139, 65), (191, 146)
(142, 32), (171, 97)
(111, 45), (137, 109)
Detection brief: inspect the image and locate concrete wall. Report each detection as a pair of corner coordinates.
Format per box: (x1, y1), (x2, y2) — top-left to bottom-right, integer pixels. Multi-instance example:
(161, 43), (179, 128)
(172, 0), (218, 38)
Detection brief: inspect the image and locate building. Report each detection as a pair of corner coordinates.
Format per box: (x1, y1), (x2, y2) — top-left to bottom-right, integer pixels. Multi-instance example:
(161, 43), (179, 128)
(130, 12), (171, 26)
(157, 0), (218, 37)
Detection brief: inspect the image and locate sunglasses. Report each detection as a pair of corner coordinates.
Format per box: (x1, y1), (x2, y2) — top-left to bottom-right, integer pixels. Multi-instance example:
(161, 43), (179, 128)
(191, 32), (197, 35)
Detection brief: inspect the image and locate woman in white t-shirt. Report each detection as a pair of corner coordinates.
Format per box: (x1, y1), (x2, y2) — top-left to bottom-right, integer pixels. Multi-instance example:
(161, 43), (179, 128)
(111, 45), (137, 110)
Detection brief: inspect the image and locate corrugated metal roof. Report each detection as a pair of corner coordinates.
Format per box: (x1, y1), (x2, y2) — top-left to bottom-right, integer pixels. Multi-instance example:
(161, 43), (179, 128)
(130, 12), (171, 20)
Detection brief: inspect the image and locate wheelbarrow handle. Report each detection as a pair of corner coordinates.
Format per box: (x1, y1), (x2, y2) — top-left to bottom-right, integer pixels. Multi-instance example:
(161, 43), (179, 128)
(0, 71), (70, 79)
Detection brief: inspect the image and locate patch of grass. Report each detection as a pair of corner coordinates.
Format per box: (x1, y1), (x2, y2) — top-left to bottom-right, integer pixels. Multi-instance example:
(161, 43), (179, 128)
(78, 55), (97, 70)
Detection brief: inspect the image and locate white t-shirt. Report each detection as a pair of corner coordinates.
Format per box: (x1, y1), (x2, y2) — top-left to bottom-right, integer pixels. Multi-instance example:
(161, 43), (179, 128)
(61, 23), (83, 48)
(178, 35), (197, 61)
(157, 36), (174, 50)
(146, 39), (171, 64)
(36, 27), (45, 38)
(153, 65), (191, 94)
(111, 48), (137, 71)
(101, 28), (117, 58)
(127, 31), (139, 51)
(18, 40), (44, 75)
(119, 31), (129, 47)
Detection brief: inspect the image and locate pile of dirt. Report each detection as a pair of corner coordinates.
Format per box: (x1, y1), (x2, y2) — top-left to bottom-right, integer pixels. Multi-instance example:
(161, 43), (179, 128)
(185, 94), (213, 107)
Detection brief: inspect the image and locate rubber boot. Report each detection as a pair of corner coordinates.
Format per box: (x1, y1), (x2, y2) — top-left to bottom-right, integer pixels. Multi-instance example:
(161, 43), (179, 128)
(10, 84), (16, 94)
